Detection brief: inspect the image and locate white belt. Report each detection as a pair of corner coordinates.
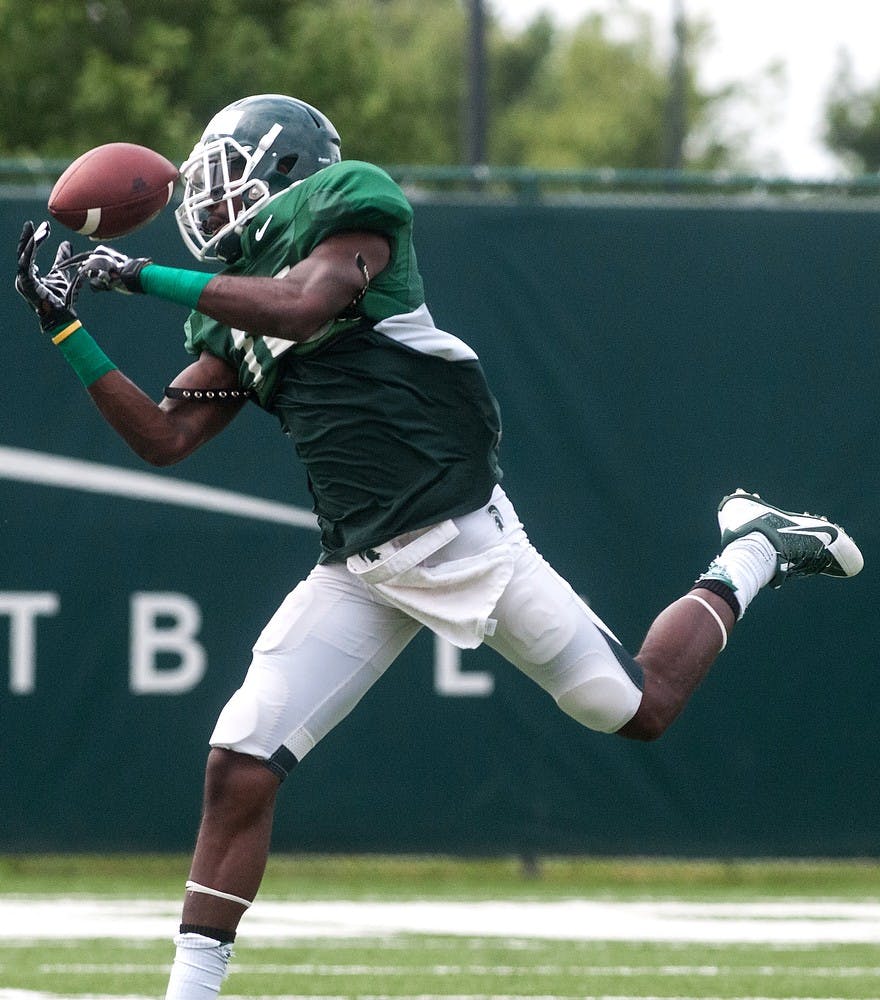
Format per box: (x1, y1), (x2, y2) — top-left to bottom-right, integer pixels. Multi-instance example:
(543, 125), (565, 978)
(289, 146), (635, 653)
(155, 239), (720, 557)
(346, 490), (522, 648)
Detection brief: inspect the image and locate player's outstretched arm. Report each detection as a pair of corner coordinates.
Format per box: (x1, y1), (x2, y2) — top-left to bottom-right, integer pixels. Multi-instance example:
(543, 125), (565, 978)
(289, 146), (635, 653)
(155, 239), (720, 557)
(199, 231), (390, 340)
(87, 354), (246, 466)
(15, 219), (244, 467)
(70, 230), (391, 343)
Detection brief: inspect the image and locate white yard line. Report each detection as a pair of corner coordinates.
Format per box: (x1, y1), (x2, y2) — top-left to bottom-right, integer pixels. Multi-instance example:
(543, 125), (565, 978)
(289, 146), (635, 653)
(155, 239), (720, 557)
(1, 898), (880, 944)
(0, 994), (866, 1000)
(31, 961), (880, 977)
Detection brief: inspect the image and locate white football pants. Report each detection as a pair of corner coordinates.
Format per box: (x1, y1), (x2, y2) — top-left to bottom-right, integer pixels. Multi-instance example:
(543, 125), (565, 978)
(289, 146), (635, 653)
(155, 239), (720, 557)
(210, 487), (643, 776)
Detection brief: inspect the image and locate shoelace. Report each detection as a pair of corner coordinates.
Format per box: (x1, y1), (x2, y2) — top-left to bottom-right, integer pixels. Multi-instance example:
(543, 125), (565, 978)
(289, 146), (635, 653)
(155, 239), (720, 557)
(780, 534), (835, 578)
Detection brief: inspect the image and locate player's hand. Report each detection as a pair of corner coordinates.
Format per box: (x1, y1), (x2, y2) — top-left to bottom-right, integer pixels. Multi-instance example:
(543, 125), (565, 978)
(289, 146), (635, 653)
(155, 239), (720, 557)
(71, 245), (152, 294)
(15, 220), (81, 333)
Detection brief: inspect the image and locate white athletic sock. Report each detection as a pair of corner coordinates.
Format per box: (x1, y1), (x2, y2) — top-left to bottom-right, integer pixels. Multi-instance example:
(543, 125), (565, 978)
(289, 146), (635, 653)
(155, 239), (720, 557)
(165, 932), (233, 1000)
(698, 532), (777, 618)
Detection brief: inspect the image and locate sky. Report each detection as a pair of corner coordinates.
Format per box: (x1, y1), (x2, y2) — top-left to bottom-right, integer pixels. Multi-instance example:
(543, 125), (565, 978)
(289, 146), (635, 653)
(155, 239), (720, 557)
(491, 0), (880, 178)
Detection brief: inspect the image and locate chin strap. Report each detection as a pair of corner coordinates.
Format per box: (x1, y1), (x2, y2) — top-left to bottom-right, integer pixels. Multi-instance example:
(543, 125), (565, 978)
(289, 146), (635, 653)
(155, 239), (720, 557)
(164, 386), (252, 402)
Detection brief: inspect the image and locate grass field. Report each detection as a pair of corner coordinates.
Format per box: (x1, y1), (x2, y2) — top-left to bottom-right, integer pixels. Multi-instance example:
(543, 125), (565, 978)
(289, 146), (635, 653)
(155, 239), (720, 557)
(2, 855), (879, 1000)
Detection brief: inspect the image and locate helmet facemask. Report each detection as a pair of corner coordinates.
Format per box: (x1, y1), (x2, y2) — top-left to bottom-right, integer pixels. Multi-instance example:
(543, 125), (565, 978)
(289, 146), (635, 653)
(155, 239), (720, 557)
(176, 125), (281, 262)
(176, 95), (342, 264)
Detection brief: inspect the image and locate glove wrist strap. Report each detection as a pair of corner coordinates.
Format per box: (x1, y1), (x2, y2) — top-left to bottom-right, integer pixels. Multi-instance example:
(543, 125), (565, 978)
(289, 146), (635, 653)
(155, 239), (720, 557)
(140, 264), (213, 310)
(47, 320), (117, 387)
(50, 319), (83, 345)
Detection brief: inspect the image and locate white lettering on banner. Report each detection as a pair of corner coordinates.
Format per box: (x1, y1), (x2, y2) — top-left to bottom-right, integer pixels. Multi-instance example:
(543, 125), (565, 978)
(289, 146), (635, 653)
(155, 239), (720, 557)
(2, 592), (493, 699)
(130, 592), (206, 694)
(433, 634), (494, 696)
(0, 592), (60, 695)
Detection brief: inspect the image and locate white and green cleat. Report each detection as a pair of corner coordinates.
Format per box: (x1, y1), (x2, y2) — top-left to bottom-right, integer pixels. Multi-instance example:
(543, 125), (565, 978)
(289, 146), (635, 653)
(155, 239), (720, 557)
(718, 488), (864, 589)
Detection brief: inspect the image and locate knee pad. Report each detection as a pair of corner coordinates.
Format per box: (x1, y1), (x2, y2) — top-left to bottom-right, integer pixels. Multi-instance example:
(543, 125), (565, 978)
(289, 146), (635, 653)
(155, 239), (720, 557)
(210, 684), (262, 750)
(491, 559), (579, 664)
(556, 660), (643, 733)
(489, 543), (644, 732)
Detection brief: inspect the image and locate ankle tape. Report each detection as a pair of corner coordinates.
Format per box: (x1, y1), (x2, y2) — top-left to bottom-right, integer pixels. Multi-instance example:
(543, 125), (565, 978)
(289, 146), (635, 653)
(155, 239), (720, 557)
(693, 577), (742, 619)
(185, 880), (252, 909)
(682, 592), (728, 651)
(179, 923), (236, 944)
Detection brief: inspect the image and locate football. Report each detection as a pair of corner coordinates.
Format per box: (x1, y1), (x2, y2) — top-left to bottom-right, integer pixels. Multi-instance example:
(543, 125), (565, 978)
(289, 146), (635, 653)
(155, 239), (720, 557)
(48, 142), (179, 240)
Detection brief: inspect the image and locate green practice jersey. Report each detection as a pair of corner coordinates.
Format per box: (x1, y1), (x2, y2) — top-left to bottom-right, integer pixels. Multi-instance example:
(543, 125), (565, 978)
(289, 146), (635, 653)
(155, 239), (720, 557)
(184, 160), (502, 561)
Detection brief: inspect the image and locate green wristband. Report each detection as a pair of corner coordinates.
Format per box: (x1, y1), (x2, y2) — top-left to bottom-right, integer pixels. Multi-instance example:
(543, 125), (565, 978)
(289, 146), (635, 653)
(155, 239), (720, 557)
(50, 320), (117, 387)
(140, 264), (213, 310)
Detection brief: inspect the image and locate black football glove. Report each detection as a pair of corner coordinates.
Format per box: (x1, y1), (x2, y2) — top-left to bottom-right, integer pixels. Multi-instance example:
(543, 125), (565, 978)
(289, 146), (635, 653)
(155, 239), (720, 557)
(60, 245), (153, 295)
(15, 220), (82, 333)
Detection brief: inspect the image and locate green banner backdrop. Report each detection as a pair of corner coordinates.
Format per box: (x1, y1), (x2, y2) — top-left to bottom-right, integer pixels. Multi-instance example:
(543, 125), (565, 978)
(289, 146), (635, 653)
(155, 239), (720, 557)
(2, 193), (878, 856)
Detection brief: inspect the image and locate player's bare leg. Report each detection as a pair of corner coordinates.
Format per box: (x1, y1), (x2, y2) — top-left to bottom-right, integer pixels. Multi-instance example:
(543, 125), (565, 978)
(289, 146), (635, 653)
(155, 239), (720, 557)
(165, 749), (281, 1000)
(619, 588), (735, 740)
(619, 489), (863, 741)
(184, 749), (280, 924)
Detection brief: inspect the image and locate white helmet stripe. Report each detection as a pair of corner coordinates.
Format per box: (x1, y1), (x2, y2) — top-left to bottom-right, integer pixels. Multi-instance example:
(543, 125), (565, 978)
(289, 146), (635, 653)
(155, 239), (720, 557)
(249, 123), (283, 172)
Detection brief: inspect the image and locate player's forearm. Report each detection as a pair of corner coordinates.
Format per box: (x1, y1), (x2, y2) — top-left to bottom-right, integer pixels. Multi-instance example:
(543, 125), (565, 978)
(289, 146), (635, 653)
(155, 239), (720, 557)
(137, 237), (369, 342)
(86, 370), (201, 466)
(46, 323), (183, 464)
(130, 264), (340, 342)
(79, 232), (382, 342)
(195, 271), (340, 342)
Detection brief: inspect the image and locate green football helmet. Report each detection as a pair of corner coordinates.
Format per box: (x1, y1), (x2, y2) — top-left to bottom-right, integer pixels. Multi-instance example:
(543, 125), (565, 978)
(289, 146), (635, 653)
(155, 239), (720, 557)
(176, 94), (341, 263)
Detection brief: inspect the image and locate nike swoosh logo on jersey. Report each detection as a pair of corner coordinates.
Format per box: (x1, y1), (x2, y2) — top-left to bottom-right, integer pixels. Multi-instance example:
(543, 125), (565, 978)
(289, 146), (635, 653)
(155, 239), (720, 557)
(254, 215), (273, 242)
(778, 523), (839, 543)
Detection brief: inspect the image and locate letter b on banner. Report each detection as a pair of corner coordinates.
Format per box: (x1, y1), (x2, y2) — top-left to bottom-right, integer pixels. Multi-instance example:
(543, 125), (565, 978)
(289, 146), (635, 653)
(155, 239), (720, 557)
(130, 592), (206, 694)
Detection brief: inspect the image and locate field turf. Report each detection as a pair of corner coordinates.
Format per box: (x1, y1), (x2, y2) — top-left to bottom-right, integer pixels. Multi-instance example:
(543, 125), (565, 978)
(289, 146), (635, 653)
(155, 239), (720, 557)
(1, 854), (878, 999)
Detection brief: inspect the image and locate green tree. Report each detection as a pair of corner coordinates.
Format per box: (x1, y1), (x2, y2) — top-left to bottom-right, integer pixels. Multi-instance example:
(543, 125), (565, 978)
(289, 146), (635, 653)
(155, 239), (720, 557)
(275, 0), (467, 165)
(488, 6), (756, 172)
(490, 10), (669, 168)
(0, 0), (763, 172)
(823, 54), (880, 173)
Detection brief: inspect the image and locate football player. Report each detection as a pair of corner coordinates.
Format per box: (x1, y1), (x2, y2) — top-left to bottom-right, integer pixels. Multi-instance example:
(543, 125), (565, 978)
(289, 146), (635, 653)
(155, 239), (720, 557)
(15, 94), (863, 1000)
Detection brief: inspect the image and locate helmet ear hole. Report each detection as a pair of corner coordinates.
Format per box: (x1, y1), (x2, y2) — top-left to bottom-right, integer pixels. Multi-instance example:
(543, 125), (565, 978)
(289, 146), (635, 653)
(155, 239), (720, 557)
(277, 154), (298, 176)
